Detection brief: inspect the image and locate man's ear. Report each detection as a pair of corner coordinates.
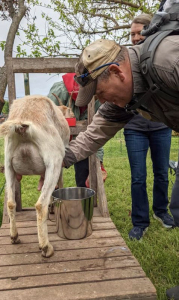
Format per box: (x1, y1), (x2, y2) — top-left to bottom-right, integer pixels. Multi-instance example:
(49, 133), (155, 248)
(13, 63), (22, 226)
(108, 64), (125, 81)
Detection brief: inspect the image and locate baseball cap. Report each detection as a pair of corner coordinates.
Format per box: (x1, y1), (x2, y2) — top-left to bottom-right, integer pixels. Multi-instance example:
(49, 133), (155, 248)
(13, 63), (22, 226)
(74, 39), (121, 107)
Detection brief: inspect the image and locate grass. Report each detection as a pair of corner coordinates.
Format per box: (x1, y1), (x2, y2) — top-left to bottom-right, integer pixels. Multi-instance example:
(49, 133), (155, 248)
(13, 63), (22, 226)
(0, 132), (179, 299)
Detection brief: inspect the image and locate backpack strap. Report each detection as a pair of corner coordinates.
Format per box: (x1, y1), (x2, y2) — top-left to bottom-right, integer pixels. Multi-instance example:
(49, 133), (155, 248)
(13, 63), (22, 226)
(126, 30), (179, 112)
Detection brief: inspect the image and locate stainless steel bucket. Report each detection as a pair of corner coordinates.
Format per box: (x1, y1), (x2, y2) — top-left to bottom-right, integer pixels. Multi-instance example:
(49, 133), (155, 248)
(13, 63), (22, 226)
(52, 187), (95, 240)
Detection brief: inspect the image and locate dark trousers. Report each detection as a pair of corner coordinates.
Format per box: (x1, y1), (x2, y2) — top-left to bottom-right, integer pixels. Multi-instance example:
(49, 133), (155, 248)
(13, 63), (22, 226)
(74, 158), (89, 187)
(170, 153), (179, 226)
(124, 127), (172, 228)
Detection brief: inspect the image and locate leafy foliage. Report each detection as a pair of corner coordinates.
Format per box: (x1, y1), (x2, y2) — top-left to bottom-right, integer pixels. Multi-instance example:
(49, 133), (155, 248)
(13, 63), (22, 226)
(2, 101), (9, 113)
(17, 0), (161, 58)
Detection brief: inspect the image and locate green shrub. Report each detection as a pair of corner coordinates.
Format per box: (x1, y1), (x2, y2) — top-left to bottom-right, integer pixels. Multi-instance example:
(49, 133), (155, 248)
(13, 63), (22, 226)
(2, 101), (9, 114)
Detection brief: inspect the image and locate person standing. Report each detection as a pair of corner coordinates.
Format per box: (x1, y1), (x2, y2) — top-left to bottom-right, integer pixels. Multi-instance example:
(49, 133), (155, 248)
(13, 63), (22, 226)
(123, 14), (174, 240)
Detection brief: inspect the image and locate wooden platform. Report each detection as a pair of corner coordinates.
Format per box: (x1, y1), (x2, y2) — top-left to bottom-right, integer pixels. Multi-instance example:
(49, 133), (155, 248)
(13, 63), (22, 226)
(0, 207), (157, 300)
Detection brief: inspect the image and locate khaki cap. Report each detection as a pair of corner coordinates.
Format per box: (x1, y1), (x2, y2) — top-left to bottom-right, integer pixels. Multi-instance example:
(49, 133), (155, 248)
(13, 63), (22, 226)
(75, 39), (121, 107)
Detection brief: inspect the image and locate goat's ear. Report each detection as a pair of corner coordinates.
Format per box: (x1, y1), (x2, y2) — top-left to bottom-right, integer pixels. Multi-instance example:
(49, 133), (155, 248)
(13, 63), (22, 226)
(59, 106), (68, 116)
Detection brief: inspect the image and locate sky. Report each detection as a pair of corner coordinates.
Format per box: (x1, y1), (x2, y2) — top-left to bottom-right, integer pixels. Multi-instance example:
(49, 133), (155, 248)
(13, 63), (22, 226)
(0, 2), (64, 100)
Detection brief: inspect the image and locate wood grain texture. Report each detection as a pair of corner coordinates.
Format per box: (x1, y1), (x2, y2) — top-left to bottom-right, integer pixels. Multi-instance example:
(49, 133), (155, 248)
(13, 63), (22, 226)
(0, 207), (157, 299)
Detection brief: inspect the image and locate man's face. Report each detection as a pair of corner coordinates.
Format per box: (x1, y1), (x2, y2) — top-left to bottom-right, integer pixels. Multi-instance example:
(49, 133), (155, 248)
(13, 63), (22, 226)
(95, 63), (133, 107)
(131, 23), (145, 45)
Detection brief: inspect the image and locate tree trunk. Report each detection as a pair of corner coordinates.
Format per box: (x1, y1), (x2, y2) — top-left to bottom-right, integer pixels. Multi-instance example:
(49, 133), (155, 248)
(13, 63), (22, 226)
(0, 0), (27, 113)
(0, 66), (7, 112)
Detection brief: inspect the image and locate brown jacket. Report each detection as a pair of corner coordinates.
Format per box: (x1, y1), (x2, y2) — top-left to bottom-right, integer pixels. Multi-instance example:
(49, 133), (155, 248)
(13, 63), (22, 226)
(64, 35), (179, 167)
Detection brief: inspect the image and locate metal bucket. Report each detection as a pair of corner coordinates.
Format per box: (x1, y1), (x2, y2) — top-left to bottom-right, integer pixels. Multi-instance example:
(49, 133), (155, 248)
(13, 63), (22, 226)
(52, 187), (95, 240)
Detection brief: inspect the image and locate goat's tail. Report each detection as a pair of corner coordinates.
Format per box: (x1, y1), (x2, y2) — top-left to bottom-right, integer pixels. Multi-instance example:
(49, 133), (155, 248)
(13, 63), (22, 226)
(0, 120), (31, 136)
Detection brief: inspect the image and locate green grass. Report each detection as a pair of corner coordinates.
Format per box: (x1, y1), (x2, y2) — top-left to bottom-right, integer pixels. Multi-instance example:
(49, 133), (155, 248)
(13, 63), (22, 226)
(0, 133), (179, 299)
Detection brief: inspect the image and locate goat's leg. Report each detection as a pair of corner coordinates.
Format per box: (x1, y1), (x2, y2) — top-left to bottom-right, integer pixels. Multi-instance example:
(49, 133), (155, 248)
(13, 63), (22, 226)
(49, 169), (63, 214)
(35, 155), (63, 257)
(5, 140), (20, 244)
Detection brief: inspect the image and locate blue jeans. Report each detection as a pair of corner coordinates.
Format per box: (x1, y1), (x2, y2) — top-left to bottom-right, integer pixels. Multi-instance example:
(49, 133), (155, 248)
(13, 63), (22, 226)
(170, 152), (179, 226)
(124, 128), (172, 228)
(74, 158), (89, 187)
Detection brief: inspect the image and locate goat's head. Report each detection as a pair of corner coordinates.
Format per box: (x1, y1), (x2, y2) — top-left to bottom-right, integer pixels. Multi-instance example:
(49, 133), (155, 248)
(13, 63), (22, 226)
(52, 93), (75, 118)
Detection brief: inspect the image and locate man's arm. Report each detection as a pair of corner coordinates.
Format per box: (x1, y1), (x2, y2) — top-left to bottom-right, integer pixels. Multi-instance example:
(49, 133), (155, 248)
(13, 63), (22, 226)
(64, 106), (133, 168)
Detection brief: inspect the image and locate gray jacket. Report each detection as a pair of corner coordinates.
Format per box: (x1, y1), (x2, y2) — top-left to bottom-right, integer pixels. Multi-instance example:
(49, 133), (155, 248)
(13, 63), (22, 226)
(64, 35), (179, 168)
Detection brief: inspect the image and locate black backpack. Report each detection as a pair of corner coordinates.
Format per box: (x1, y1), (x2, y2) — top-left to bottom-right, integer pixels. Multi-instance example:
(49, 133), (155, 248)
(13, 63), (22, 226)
(126, 2), (179, 111)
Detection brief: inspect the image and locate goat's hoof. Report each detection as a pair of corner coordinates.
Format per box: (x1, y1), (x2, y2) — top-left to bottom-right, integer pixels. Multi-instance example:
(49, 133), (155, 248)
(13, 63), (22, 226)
(11, 233), (21, 244)
(41, 243), (54, 258)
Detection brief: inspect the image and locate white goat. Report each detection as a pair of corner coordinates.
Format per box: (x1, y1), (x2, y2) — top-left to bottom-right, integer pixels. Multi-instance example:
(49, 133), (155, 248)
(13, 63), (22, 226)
(0, 95), (70, 257)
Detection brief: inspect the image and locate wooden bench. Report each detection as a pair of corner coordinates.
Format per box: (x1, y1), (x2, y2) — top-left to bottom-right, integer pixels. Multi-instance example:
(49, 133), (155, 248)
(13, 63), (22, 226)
(0, 207), (157, 300)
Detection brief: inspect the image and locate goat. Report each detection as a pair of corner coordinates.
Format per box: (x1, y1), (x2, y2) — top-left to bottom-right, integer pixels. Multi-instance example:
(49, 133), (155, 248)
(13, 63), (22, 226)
(0, 95), (70, 257)
(52, 93), (75, 118)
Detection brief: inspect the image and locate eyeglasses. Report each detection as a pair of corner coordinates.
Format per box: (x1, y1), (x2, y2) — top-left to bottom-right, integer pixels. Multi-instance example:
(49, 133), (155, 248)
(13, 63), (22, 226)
(74, 62), (120, 87)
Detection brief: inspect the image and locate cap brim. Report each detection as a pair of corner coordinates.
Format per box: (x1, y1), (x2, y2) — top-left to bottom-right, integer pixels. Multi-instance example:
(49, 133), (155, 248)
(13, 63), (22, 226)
(75, 80), (97, 107)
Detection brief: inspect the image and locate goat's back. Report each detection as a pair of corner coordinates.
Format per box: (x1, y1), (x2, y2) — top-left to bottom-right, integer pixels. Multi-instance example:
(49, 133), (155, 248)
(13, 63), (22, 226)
(0, 95), (70, 146)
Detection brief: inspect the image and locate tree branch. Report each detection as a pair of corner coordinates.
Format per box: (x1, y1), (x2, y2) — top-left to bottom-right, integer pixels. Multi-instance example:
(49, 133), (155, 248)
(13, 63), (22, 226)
(5, 0), (27, 59)
(7, 0), (15, 18)
(77, 10), (120, 27)
(105, 0), (140, 9)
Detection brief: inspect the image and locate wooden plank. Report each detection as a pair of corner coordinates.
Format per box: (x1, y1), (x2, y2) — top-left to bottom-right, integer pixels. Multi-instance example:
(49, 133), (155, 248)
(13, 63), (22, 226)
(0, 225), (54, 236)
(0, 256), (140, 279)
(96, 158), (109, 217)
(9, 210), (36, 222)
(0, 229), (120, 245)
(5, 206), (101, 223)
(0, 278), (157, 300)
(0, 246), (132, 266)
(0, 221), (115, 237)
(0, 237), (126, 255)
(0, 267), (146, 291)
(6, 57), (78, 73)
(70, 120), (87, 135)
(1, 217), (112, 229)
(6, 58), (16, 105)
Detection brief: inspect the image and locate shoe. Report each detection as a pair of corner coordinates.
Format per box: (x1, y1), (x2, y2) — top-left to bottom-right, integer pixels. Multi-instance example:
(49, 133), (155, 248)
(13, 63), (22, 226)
(153, 212), (175, 228)
(166, 286), (179, 299)
(129, 226), (148, 240)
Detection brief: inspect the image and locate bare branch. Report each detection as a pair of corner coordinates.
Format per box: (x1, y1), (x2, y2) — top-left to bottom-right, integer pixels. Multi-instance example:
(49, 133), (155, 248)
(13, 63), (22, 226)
(106, 0), (140, 9)
(77, 10), (120, 27)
